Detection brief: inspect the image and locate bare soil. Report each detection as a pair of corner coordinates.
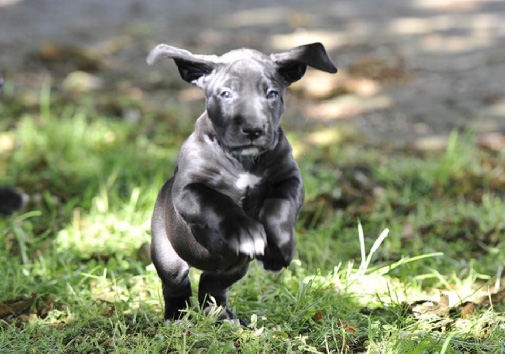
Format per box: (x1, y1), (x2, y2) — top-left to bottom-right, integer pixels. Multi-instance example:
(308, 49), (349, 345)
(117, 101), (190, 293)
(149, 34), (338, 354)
(1, 0), (505, 145)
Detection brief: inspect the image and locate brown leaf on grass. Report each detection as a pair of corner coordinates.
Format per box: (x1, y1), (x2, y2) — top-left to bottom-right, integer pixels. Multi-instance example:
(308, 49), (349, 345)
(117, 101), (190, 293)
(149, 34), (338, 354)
(101, 306), (116, 318)
(406, 283), (501, 336)
(460, 302), (476, 319)
(491, 288), (505, 304)
(0, 293), (64, 323)
(38, 294), (55, 318)
(478, 277), (505, 307)
(0, 293), (37, 319)
(410, 295), (450, 317)
(336, 318), (357, 333)
(98, 339), (113, 348)
(144, 327), (157, 336)
(312, 311), (323, 321)
(406, 295), (457, 333)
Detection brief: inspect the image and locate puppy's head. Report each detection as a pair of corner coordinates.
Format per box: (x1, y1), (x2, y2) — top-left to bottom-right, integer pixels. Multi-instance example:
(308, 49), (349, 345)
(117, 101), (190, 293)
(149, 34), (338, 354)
(147, 43), (337, 156)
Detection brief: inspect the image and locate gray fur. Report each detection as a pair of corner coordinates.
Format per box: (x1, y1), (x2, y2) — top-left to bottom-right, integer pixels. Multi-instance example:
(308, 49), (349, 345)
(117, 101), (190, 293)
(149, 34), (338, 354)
(147, 42), (337, 322)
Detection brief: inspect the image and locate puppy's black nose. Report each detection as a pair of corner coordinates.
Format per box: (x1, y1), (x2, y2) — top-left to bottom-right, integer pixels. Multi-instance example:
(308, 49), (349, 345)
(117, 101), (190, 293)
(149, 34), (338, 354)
(241, 125), (264, 140)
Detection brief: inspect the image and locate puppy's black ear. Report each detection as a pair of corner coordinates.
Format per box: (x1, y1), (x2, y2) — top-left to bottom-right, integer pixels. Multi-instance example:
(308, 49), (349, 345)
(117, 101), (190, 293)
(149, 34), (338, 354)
(147, 44), (215, 87)
(271, 42), (337, 85)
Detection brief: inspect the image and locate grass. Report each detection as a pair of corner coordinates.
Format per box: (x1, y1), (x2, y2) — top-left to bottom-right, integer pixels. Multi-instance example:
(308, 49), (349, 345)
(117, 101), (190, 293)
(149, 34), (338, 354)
(1, 77), (505, 353)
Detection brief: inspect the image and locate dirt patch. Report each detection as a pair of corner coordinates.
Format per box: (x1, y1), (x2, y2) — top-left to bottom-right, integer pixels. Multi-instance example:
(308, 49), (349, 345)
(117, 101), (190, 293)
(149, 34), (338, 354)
(1, 0), (505, 144)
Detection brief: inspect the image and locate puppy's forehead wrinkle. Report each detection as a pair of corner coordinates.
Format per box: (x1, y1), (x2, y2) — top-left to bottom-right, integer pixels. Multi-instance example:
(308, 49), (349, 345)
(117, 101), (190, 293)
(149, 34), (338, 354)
(218, 48), (270, 63)
(209, 51), (278, 82)
(210, 64), (279, 94)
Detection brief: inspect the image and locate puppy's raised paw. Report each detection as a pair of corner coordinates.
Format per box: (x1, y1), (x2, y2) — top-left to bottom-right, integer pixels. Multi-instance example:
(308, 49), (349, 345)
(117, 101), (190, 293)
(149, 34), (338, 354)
(220, 216), (266, 258)
(238, 236), (265, 258)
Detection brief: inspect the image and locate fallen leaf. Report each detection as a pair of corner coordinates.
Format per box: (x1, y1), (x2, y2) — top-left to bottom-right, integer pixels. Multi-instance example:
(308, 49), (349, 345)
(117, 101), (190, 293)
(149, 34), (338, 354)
(337, 318), (357, 333)
(312, 311), (323, 321)
(410, 295), (450, 317)
(38, 294), (55, 318)
(491, 287), (505, 305)
(460, 302), (475, 319)
(0, 293), (37, 319)
(101, 306), (115, 318)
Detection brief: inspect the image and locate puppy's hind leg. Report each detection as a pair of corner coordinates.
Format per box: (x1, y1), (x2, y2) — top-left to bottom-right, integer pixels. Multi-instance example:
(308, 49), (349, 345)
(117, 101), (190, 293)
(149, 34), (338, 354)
(151, 233), (192, 320)
(151, 181), (192, 321)
(152, 234), (192, 321)
(198, 265), (249, 322)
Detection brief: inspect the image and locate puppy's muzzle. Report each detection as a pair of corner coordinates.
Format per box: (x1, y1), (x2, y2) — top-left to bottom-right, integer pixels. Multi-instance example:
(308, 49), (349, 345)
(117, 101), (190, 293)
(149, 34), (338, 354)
(240, 124), (264, 140)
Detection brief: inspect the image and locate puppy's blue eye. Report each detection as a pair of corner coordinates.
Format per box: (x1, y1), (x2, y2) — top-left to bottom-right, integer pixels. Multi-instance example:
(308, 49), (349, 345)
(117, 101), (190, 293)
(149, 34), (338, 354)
(220, 91), (232, 99)
(266, 90), (278, 99)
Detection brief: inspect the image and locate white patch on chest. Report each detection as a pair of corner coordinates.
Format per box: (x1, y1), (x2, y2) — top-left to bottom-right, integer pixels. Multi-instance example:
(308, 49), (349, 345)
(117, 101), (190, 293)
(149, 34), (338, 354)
(235, 172), (262, 191)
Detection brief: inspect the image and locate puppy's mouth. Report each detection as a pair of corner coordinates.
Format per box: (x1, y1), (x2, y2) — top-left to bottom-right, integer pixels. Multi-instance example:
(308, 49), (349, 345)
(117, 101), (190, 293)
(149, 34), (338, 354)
(230, 146), (263, 157)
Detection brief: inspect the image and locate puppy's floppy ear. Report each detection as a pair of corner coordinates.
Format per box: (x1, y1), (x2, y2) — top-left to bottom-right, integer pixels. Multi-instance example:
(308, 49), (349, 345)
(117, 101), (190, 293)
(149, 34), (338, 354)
(271, 42), (337, 85)
(147, 44), (215, 86)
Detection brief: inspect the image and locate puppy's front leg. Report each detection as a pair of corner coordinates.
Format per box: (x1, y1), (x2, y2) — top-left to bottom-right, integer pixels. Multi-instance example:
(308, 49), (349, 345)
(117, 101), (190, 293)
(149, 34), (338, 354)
(174, 183), (267, 257)
(258, 177), (305, 271)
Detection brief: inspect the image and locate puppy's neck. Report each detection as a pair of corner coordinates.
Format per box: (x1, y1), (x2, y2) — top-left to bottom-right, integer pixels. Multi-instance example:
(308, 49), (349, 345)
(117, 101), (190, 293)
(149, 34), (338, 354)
(234, 154), (259, 171)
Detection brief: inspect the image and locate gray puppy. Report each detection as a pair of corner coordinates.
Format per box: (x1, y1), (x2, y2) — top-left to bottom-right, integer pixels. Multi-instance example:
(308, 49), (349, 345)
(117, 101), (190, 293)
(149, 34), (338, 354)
(147, 42), (337, 322)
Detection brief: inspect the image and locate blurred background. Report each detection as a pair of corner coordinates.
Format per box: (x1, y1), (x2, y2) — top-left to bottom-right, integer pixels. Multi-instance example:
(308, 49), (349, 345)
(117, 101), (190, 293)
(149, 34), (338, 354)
(1, 0), (504, 146)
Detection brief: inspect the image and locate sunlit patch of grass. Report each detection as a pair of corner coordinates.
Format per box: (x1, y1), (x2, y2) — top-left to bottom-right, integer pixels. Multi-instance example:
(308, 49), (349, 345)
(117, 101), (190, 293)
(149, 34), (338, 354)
(1, 79), (504, 352)
(56, 180), (153, 259)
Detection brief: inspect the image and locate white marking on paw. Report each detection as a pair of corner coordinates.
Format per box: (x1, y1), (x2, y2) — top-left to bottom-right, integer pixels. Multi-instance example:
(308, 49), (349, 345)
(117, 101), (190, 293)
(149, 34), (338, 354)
(235, 172), (262, 191)
(239, 240), (254, 257)
(254, 237), (265, 255)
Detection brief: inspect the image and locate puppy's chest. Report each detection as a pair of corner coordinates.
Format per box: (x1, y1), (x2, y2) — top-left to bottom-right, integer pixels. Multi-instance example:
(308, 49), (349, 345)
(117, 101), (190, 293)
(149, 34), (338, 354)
(233, 171), (269, 215)
(235, 172), (262, 191)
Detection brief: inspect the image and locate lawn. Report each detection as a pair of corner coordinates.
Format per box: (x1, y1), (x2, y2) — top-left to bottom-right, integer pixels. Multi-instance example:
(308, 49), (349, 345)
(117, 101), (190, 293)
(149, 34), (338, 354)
(1, 74), (504, 353)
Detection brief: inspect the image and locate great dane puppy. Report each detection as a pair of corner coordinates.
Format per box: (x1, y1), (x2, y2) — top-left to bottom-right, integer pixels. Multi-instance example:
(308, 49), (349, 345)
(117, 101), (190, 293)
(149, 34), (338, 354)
(148, 42), (337, 322)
